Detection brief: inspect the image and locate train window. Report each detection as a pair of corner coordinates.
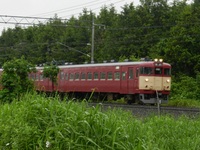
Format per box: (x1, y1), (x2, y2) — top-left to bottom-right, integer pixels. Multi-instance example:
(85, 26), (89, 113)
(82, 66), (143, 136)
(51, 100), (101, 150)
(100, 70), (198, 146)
(60, 72), (65, 80)
(155, 68), (162, 75)
(100, 72), (106, 80)
(65, 73), (68, 80)
(69, 73), (74, 81)
(30, 74), (35, 80)
(81, 73), (86, 80)
(108, 72), (113, 80)
(35, 74), (39, 81)
(164, 68), (171, 75)
(32, 74), (35, 80)
(28, 74), (31, 79)
(114, 72), (120, 80)
(140, 67), (153, 75)
(87, 72), (92, 80)
(40, 74), (43, 81)
(75, 73), (80, 80)
(94, 72), (98, 80)
(122, 72), (126, 80)
(128, 69), (133, 79)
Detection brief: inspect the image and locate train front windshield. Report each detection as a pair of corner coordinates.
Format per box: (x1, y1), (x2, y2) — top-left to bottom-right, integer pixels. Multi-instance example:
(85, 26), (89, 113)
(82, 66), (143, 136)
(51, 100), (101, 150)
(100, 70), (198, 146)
(140, 67), (171, 76)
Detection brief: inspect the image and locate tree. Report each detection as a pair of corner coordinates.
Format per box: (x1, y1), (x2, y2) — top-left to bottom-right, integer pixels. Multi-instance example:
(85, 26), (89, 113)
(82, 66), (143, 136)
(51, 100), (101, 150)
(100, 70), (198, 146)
(43, 63), (60, 91)
(0, 57), (36, 102)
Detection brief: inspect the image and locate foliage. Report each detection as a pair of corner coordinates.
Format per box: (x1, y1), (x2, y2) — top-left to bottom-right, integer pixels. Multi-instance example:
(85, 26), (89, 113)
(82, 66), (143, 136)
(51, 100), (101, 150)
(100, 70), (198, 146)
(168, 99), (200, 108)
(0, 57), (35, 102)
(170, 73), (200, 101)
(43, 63), (59, 90)
(0, 93), (200, 149)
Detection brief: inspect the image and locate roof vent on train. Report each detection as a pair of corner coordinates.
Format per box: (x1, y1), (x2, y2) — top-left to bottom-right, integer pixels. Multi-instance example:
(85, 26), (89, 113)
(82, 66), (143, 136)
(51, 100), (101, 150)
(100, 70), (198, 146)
(141, 56), (151, 61)
(124, 59), (129, 62)
(103, 60), (107, 63)
(110, 60), (115, 63)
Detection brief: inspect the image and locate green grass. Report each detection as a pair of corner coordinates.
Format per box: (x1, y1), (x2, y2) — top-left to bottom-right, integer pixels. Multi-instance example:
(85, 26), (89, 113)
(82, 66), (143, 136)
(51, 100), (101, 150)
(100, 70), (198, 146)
(168, 99), (200, 108)
(0, 93), (200, 149)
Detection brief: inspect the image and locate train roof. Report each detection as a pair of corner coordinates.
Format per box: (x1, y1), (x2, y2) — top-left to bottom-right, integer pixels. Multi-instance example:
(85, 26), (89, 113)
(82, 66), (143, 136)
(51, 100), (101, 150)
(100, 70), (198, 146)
(36, 61), (171, 70)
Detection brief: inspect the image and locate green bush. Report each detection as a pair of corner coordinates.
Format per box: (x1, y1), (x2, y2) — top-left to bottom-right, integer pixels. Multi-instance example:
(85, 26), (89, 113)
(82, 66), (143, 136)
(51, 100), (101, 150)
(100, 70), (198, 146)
(170, 74), (200, 101)
(0, 57), (35, 102)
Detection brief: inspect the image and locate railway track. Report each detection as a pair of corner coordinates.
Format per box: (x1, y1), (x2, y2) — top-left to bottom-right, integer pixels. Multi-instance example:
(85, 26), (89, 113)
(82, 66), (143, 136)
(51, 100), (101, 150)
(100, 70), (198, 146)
(88, 102), (200, 118)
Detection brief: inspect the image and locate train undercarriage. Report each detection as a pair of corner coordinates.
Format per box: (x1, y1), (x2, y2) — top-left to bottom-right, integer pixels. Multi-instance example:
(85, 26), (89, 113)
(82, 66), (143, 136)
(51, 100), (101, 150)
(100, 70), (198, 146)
(53, 91), (169, 105)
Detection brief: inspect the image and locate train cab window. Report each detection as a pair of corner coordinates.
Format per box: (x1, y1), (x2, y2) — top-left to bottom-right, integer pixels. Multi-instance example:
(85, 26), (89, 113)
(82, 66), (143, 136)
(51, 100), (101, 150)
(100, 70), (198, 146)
(60, 72), (65, 80)
(69, 73), (74, 81)
(164, 68), (171, 75)
(122, 72), (126, 80)
(114, 72), (120, 80)
(75, 73), (80, 80)
(140, 67), (153, 75)
(94, 72), (98, 80)
(100, 72), (106, 80)
(108, 72), (113, 80)
(81, 73), (86, 80)
(155, 68), (162, 75)
(87, 72), (92, 80)
(128, 69), (133, 79)
(65, 73), (68, 80)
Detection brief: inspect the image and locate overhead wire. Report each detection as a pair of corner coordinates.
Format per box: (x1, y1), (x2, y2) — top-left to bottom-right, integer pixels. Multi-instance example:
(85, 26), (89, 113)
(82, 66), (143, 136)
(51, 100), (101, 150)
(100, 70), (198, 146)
(60, 0), (126, 18)
(33, 0), (125, 18)
(32, 0), (103, 17)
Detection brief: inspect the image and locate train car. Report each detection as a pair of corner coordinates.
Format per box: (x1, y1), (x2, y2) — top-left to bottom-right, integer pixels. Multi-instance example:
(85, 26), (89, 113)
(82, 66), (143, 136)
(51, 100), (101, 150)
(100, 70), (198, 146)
(32, 59), (171, 104)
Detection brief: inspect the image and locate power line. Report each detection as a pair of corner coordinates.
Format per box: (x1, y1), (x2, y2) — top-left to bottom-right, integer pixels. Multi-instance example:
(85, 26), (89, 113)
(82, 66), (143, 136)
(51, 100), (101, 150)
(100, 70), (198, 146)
(32, 0), (126, 19)
(32, 0), (104, 17)
(60, 0), (125, 18)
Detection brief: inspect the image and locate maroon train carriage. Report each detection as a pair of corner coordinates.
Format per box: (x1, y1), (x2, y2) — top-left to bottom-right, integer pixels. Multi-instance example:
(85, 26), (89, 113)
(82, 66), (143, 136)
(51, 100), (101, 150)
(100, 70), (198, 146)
(32, 59), (171, 104)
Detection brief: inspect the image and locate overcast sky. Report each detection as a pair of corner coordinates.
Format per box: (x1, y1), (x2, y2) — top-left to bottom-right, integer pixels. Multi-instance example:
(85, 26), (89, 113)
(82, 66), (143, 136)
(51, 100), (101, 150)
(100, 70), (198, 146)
(0, 0), (140, 34)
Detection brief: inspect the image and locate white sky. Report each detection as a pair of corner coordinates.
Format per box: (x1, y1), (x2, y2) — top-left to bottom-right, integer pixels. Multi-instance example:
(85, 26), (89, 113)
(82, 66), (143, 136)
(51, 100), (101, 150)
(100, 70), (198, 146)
(0, 0), (140, 34)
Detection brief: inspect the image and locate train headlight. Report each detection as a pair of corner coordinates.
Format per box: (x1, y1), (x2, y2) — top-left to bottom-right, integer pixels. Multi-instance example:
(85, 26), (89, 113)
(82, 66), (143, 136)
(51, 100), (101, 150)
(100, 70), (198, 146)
(159, 59), (163, 62)
(166, 79), (170, 83)
(154, 58), (158, 62)
(145, 78), (149, 82)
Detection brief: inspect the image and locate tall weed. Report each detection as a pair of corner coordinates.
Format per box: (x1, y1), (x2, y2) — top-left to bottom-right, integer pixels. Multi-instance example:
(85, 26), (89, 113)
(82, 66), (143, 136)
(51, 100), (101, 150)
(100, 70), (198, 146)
(0, 93), (200, 149)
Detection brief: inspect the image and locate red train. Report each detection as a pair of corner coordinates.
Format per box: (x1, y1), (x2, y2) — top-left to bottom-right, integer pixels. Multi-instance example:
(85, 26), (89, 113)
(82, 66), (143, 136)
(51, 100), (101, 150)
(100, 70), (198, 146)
(31, 59), (171, 104)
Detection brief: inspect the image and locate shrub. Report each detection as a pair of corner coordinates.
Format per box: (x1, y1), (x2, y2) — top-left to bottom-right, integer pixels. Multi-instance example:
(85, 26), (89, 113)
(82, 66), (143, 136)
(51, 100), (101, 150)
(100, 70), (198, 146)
(170, 74), (200, 101)
(0, 57), (35, 102)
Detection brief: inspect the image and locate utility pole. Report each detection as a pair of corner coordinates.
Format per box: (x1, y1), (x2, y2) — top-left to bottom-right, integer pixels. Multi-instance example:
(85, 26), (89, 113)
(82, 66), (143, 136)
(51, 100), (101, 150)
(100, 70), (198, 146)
(90, 14), (105, 64)
(91, 15), (95, 64)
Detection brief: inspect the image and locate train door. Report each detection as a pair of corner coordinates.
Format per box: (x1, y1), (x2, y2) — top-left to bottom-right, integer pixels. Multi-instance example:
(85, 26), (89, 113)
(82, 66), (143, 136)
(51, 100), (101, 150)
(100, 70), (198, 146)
(128, 67), (134, 93)
(154, 67), (163, 90)
(120, 66), (128, 93)
(134, 67), (139, 89)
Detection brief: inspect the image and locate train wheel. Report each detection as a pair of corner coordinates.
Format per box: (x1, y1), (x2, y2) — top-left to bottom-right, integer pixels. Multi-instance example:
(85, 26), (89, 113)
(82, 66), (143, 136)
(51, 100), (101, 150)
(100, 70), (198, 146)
(125, 95), (134, 105)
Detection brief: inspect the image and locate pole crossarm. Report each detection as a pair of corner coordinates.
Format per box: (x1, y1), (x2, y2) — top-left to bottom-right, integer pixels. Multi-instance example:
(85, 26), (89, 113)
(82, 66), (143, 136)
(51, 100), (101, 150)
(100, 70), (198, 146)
(0, 15), (68, 25)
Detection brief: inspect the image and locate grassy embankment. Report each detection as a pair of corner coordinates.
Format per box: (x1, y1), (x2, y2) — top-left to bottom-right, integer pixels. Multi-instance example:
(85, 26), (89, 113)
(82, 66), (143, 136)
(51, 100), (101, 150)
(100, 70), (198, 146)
(167, 99), (200, 108)
(0, 93), (200, 149)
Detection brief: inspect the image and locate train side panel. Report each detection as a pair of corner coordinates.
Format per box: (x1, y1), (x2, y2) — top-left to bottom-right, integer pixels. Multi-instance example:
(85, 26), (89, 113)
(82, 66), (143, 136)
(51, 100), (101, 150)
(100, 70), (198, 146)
(57, 65), (122, 93)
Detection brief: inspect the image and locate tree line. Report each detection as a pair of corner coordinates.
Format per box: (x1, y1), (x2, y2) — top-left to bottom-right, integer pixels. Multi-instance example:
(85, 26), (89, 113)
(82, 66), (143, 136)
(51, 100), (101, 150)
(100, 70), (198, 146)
(0, 0), (200, 100)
